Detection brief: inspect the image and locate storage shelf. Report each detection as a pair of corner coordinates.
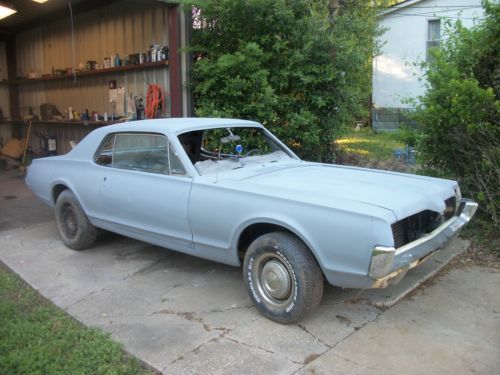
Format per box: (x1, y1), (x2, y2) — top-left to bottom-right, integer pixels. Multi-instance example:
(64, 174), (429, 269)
(2, 119), (126, 127)
(11, 60), (169, 85)
(36, 119), (126, 126)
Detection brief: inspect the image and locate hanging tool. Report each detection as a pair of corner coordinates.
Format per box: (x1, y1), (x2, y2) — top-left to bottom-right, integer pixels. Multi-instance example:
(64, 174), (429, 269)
(145, 84), (165, 119)
(135, 96), (144, 120)
(21, 120), (33, 171)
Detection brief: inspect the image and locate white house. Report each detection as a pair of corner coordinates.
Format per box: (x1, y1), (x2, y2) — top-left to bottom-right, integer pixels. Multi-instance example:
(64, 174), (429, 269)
(372, 0), (486, 130)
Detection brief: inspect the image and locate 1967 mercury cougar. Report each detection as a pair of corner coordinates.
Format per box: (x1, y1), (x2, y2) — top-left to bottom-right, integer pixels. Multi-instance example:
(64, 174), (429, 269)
(26, 118), (477, 323)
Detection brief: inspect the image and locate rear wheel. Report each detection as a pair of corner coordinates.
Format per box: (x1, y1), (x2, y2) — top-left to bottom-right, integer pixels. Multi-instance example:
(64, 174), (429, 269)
(243, 232), (323, 324)
(55, 190), (97, 250)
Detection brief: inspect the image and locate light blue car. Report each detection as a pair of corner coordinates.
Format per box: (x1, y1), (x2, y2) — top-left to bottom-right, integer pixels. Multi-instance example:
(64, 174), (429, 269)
(26, 118), (478, 323)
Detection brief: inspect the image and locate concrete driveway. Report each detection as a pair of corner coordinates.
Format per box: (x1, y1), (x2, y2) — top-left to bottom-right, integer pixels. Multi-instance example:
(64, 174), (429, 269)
(1, 170), (499, 374)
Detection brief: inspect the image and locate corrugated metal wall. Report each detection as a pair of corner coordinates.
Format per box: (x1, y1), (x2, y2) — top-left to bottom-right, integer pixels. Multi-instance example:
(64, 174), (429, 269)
(0, 41), (10, 147)
(16, 1), (171, 118)
(0, 41), (9, 120)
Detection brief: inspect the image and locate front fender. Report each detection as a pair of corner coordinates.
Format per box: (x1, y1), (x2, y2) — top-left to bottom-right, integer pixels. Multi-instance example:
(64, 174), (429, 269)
(231, 215), (321, 266)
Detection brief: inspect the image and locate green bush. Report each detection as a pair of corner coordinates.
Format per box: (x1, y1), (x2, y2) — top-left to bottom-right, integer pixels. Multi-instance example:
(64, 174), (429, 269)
(186, 0), (382, 162)
(394, 124), (422, 148)
(414, 1), (500, 228)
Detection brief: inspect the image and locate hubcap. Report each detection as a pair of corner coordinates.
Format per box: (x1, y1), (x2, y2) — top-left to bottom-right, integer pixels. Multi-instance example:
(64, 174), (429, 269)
(261, 260), (291, 300)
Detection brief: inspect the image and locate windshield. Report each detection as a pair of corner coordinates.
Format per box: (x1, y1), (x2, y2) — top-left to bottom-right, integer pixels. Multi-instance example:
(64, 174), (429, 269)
(177, 126), (294, 175)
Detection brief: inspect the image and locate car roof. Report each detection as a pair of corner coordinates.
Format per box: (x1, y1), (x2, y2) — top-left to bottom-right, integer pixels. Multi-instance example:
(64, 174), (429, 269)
(67, 118), (264, 160)
(92, 118), (262, 137)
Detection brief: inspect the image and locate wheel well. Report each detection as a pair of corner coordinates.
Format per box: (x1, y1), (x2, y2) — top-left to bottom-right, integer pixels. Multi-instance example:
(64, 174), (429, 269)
(238, 223), (299, 260)
(52, 184), (68, 203)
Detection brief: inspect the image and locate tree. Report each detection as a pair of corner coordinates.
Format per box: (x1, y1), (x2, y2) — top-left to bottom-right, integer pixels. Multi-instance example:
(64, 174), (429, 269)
(186, 0), (383, 162)
(414, 1), (500, 227)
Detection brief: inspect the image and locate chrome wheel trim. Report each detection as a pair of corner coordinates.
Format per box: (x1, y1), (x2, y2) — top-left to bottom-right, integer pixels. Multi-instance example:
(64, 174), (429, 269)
(252, 253), (295, 307)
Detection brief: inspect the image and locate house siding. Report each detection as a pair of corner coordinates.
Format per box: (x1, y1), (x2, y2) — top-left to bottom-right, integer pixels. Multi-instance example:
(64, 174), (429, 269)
(372, 0), (485, 130)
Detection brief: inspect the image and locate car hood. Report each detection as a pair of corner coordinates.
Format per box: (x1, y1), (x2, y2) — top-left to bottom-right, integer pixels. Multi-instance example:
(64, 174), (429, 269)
(218, 161), (457, 221)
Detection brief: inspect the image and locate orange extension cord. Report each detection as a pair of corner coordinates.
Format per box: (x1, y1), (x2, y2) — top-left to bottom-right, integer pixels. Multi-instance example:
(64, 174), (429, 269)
(145, 84), (164, 119)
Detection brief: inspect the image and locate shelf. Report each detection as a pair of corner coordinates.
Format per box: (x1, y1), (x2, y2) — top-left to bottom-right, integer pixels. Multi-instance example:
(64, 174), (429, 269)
(1, 119), (126, 127)
(37, 119), (127, 127)
(11, 60), (169, 85)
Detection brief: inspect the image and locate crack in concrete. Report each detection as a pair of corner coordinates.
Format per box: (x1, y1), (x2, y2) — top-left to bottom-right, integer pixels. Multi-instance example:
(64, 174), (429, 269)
(297, 323), (332, 349)
(224, 337), (276, 356)
(292, 307), (384, 374)
(224, 337), (302, 366)
(63, 287), (106, 310)
(202, 304), (254, 314)
(335, 314), (352, 325)
(211, 327), (232, 336)
(303, 353), (321, 365)
(164, 337), (220, 371)
(328, 312), (381, 350)
(122, 259), (164, 280)
(151, 308), (212, 332)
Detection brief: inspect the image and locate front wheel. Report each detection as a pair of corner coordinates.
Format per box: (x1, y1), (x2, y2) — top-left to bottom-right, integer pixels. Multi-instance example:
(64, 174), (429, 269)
(243, 232), (324, 324)
(55, 190), (97, 250)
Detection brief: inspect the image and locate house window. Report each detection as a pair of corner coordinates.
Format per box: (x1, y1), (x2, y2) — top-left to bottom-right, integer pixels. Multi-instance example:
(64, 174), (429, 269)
(426, 19), (441, 62)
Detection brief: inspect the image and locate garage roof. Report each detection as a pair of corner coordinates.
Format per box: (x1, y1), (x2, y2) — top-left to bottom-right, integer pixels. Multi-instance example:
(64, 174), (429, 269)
(0, 0), (121, 33)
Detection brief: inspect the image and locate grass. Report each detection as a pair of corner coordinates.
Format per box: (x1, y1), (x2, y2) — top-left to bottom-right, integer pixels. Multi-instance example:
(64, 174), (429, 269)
(0, 263), (153, 375)
(336, 128), (404, 161)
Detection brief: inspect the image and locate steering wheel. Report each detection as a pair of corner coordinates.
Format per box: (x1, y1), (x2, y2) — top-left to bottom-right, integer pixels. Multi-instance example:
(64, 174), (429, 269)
(244, 148), (261, 157)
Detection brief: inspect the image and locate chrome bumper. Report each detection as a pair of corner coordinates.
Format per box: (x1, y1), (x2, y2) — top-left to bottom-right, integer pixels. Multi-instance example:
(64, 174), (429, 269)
(369, 198), (478, 288)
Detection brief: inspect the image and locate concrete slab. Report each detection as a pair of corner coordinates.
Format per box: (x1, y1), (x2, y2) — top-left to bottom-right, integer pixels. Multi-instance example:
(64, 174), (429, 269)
(166, 338), (301, 374)
(1, 169), (488, 374)
(300, 266), (500, 375)
(225, 317), (330, 364)
(0, 171), (52, 231)
(0, 220), (474, 373)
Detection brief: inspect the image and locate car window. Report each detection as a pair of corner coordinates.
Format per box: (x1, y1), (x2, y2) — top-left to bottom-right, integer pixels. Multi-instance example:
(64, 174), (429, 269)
(95, 134), (114, 166)
(178, 127), (292, 164)
(201, 127), (279, 158)
(94, 133), (186, 176)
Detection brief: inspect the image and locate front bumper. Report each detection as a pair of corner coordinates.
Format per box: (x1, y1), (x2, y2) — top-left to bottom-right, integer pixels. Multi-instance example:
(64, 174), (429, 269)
(369, 198), (478, 288)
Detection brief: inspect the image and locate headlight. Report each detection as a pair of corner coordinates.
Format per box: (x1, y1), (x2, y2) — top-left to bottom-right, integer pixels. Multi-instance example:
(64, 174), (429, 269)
(369, 246), (395, 279)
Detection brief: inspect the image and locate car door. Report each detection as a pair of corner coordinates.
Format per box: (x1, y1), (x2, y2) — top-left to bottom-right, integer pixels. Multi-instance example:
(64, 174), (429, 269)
(95, 132), (193, 248)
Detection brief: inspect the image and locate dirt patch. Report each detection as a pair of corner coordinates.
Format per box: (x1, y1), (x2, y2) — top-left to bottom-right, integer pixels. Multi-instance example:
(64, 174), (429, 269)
(450, 239), (500, 270)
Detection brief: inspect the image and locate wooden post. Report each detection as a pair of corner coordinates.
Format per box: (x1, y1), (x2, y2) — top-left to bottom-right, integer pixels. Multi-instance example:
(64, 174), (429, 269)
(168, 4), (182, 117)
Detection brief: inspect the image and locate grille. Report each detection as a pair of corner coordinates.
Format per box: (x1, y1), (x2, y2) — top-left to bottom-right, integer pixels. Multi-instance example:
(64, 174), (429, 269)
(391, 210), (442, 249)
(391, 196), (457, 248)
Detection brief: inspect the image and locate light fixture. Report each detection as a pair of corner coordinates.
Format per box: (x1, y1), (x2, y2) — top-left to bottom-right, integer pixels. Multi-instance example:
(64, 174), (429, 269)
(32, 0), (49, 3)
(0, 4), (16, 20)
